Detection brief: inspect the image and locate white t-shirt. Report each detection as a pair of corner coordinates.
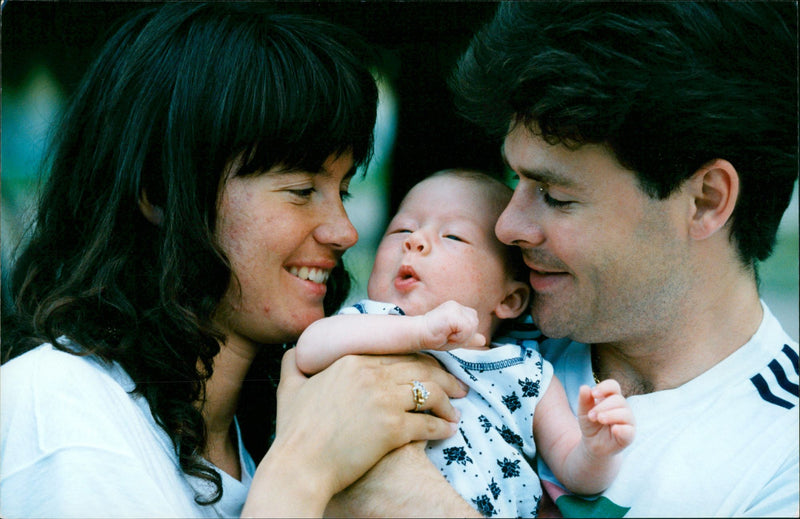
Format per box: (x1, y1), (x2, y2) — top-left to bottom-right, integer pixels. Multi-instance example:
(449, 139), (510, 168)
(502, 302), (799, 517)
(0, 342), (256, 518)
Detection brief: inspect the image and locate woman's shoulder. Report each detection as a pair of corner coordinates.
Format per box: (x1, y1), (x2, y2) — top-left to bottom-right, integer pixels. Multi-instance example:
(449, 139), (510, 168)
(5, 340), (114, 376)
(1, 341), (155, 459)
(2, 341), (135, 411)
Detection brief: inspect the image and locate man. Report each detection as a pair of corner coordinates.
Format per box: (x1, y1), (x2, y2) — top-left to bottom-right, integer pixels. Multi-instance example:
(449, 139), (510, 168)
(332, 3), (798, 517)
(454, 2), (798, 517)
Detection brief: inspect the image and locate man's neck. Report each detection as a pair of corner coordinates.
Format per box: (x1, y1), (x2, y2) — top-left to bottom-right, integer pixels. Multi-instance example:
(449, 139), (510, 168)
(592, 274), (763, 397)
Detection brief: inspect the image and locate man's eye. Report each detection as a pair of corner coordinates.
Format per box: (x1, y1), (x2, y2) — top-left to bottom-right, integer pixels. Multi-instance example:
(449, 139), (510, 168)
(543, 193), (572, 208)
(290, 188), (315, 198)
(538, 186), (573, 208)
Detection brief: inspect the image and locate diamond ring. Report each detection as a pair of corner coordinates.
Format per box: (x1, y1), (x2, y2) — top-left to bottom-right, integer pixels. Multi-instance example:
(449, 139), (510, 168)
(411, 380), (429, 412)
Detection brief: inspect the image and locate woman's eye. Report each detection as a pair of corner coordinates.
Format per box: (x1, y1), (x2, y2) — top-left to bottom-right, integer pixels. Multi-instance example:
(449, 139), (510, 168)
(340, 190), (352, 202)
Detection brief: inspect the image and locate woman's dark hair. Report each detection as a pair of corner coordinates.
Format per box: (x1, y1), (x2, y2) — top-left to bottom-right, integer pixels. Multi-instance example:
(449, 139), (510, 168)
(3, 2), (377, 504)
(452, 2), (798, 270)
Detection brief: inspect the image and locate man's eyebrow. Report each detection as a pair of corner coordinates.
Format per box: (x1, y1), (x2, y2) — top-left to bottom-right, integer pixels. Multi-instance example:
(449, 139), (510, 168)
(500, 148), (577, 188)
(518, 167), (578, 188)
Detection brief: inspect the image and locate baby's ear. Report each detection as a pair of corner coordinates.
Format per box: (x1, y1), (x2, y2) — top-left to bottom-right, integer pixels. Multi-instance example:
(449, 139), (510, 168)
(494, 280), (531, 320)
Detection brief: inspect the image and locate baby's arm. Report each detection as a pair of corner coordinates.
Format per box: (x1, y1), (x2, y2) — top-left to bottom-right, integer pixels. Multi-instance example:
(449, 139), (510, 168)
(295, 300), (486, 375)
(533, 377), (635, 496)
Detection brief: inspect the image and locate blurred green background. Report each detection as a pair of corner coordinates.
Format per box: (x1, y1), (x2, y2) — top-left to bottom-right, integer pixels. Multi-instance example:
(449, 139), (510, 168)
(2, 2), (797, 342)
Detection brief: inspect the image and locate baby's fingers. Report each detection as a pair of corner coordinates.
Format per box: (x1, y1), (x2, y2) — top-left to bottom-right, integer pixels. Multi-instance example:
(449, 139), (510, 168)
(460, 333), (487, 350)
(610, 423), (636, 447)
(591, 378), (623, 399)
(587, 403), (634, 426)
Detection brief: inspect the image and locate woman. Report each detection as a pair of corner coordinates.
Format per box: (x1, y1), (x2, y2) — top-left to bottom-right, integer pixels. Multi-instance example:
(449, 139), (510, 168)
(0, 4), (466, 517)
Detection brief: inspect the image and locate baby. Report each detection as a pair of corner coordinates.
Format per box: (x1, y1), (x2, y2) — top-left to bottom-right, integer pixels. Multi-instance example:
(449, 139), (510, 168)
(296, 169), (634, 517)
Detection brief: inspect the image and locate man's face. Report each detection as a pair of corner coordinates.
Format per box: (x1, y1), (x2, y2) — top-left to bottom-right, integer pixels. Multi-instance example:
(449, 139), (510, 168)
(496, 125), (692, 345)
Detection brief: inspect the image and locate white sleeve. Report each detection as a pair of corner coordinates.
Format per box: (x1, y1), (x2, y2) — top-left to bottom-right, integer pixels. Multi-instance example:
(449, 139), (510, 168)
(1, 348), (199, 518)
(0, 447), (185, 519)
(742, 452), (800, 517)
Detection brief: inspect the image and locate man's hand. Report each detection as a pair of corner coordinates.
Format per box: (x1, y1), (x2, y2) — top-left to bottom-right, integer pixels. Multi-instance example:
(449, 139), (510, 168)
(325, 442), (481, 518)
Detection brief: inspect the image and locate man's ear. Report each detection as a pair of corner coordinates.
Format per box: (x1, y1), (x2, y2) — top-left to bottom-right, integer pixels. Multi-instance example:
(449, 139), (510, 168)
(494, 280), (531, 320)
(686, 159), (739, 241)
(138, 190), (164, 226)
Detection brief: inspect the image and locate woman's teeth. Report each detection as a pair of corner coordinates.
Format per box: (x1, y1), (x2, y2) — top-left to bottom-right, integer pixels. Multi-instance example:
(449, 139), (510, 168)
(289, 266), (330, 284)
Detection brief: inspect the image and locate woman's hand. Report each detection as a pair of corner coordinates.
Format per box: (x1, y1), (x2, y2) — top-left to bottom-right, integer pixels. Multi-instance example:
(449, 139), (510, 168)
(242, 349), (467, 517)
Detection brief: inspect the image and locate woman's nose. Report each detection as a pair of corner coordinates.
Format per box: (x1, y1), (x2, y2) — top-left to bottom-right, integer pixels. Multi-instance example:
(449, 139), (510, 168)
(316, 205), (359, 251)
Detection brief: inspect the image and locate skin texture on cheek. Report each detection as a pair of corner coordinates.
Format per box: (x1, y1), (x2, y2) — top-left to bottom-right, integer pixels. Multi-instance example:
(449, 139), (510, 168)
(217, 188), (253, 255)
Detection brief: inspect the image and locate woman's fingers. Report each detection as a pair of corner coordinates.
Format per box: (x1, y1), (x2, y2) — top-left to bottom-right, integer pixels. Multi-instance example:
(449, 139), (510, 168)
(400, 412), (459, 443)
(378, 353), (469, 397)
(270, 350), (468, 497)
(402, 379), (461, 423)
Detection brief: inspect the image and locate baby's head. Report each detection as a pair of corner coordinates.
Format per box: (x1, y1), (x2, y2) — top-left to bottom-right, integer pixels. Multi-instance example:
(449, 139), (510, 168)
(368, 169), (530, 340)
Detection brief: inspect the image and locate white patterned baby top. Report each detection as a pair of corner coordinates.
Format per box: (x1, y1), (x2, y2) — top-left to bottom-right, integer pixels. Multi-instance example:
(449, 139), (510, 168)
(338, 300), (553, 517)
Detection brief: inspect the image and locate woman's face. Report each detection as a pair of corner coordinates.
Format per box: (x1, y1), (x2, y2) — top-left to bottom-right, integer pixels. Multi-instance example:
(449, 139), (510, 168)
(214, 153), (358, 347)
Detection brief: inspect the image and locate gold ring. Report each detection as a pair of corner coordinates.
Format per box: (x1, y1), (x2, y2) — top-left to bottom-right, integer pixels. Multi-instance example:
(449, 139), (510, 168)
(411, 380), (429, 412)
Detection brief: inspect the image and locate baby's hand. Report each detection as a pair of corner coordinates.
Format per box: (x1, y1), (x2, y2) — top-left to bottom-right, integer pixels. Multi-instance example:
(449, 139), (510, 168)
(577, 379), (635, 458)
(418, 300), (487, 351)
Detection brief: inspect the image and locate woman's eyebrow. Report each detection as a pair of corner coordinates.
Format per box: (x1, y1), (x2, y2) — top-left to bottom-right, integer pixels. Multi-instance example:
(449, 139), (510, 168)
(318, 163), (358, 181)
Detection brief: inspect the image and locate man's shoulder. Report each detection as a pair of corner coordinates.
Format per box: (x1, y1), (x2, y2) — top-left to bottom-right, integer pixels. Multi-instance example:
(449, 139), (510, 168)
(745, 340), (799, 414)
(738, 304), (799, 413)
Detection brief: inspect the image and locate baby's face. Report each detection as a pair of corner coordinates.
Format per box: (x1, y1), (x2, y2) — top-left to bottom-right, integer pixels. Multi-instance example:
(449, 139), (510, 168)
(368, 175), (514, 332)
